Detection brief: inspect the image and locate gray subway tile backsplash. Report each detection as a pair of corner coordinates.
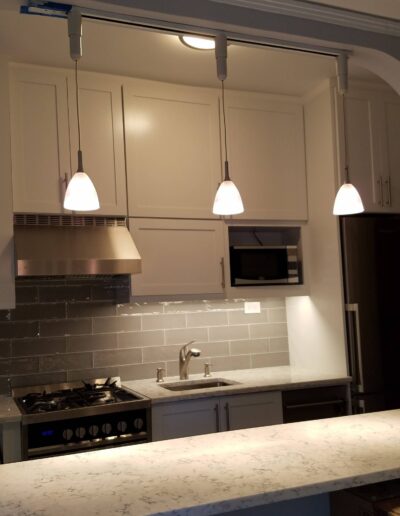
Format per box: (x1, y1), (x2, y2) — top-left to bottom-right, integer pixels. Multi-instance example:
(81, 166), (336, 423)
(165, 327), (208, 346)
(94, 348), (142, 368)
(0, 277), (289, 394)
(93, 315), (141, 334)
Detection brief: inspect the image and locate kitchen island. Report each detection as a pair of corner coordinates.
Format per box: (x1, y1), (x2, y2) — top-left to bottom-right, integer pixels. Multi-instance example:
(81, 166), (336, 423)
(1, 410), (400, 515)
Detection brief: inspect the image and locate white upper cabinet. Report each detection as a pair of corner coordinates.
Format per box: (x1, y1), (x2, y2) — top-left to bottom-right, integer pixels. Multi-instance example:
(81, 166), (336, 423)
(343, 85), (400, 213)
(123, 79), (222, 219)
(10, 64), (127, 215)
(10, 65), (70, 213)
(223, 91), (308, 220)
(129, 218), (225, 297)
(67, 72), (127, 215)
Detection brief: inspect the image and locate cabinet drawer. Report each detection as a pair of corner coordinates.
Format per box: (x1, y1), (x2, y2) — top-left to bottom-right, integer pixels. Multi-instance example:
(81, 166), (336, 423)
(282, 386), (349, 423)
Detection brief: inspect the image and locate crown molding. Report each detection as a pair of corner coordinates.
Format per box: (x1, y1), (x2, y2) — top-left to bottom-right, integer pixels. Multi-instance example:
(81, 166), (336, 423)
(212, 0), (400, 37)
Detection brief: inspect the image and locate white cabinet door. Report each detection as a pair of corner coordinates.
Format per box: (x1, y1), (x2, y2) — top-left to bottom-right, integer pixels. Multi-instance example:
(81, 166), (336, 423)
(343, 89), (381, 212)
(343, 86), (400, 213)
(224, 91), (308, 220)
(380, 96), (400, 211)
(220, 391), (283, 431)
(124, 79), (221, 218)
(129, 218), (225, 296)
(10, 65), (71, 213)
(68, 72), (127, 215)
(152, 398), (219, 441)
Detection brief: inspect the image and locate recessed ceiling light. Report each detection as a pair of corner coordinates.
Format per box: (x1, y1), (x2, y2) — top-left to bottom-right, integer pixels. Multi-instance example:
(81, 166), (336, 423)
(179, 35), (215, 50)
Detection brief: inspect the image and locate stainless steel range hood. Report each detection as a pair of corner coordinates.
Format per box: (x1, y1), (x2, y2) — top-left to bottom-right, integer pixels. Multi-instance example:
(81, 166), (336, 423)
(14, 216), (141, 276)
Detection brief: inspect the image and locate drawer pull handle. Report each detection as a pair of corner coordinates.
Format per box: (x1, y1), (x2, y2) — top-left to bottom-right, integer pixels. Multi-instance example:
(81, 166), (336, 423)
(224, 402), (231, 431)
(215, 403), (220, 432)
(284, 400), (345, 409)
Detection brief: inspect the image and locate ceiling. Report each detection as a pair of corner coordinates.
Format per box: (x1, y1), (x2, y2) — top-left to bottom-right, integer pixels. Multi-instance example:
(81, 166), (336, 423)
(0, 7), (382, 96)
(306, 0), (400, 20)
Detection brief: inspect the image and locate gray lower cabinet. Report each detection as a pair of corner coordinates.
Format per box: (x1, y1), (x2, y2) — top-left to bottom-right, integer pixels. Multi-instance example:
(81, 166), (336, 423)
(151, 391), (283, 441)
(0, 422), (22, 464)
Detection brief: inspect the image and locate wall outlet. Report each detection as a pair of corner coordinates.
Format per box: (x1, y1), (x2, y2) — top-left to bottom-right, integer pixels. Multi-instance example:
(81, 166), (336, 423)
(244, 301), (261, 314)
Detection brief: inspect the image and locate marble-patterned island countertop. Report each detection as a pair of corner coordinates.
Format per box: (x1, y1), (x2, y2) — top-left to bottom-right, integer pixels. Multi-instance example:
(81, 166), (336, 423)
(124, 365), (351, 403)
(1, 410), (400, 516)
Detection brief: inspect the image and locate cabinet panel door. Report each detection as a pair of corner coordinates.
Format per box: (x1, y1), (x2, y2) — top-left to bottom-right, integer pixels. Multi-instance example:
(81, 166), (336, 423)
(225, 93), (307, 220)
(152, 399), (219, 441)
(130, 219), (225, 296)
(124, 80), (221, 218)
(10, 66), (70, 213)
(221, 391), (283, 431)
(68, 73), (127, 215)
(381, 99), (400, 211)
(344, 92), (381, 212)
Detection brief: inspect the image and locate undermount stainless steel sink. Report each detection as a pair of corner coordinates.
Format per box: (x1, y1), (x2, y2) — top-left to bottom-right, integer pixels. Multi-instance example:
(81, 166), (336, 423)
(160, 378), (238, 391)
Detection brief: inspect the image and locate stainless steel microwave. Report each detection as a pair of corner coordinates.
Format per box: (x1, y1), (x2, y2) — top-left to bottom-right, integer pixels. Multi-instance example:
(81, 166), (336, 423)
(229, 245), (301, 286)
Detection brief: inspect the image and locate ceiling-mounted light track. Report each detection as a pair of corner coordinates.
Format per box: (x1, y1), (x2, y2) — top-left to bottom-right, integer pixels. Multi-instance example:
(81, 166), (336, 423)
(20, 2), (349, 59)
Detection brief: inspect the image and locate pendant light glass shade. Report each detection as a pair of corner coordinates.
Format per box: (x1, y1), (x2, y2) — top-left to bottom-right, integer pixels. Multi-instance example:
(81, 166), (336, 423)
(213, 178), (244, 215)
(64, 171), (100, 211)
(333, 182), (364, 215)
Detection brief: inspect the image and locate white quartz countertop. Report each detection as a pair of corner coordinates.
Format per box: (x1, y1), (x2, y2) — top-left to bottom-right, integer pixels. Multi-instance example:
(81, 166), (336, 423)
(0, 395), (21, 423)
(124, 366), (351, 403)
(1, 410), (400, 515)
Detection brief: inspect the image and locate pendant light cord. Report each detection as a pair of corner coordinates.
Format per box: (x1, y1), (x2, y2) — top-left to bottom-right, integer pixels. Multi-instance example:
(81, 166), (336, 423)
(221, 79), (231, 181)
(341, 91), (350, 184)
(75, 59), (81, 152)
(221, 79), (228, 163)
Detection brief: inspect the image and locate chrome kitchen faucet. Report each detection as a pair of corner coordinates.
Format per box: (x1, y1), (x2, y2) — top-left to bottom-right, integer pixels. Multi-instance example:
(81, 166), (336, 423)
(179, 341), (201, 380)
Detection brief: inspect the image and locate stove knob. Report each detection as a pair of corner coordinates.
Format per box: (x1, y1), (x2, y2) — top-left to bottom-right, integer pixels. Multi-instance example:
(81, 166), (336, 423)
(75, 427), (86, 439)
(102, 422), (112, 435)
(88, 424), (99, 437)
(133, 418), (144, 431)
(62, 428), (73, 441)
(117, 421), (127, 433)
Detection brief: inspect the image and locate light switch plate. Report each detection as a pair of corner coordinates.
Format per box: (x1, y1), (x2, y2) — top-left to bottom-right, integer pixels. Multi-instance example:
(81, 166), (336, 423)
(244, 301), (261, 314)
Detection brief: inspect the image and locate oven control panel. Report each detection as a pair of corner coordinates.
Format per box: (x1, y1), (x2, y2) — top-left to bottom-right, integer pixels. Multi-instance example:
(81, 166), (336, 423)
(24, 408), (150, 459)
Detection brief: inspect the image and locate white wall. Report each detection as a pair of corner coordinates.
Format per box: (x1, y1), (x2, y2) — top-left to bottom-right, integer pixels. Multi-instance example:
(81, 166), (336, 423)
(286, 82), (347, 375)
(0, 55), (15, 309)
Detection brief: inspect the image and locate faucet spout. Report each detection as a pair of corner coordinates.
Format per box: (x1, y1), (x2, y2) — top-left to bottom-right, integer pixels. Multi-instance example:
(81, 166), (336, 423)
(179, 340), (201, 380)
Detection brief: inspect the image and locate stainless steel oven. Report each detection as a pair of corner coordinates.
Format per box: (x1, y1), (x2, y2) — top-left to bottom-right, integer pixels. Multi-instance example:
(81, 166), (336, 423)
(13, 378), (151, 460)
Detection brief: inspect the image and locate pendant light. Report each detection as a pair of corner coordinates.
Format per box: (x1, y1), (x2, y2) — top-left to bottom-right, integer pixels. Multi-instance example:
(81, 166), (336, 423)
(212, 34), (244, 216)
(333, 54), (364, 216)
(64, 7), (100, 212)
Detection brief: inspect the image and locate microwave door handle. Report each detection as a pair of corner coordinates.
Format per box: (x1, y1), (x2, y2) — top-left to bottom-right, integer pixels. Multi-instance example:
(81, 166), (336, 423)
(345, 303), (365, 392)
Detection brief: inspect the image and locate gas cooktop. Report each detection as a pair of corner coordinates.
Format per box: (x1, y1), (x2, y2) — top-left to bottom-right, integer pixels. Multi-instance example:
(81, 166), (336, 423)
(15, 377), (142, 415)
(13, 377), (151, 459)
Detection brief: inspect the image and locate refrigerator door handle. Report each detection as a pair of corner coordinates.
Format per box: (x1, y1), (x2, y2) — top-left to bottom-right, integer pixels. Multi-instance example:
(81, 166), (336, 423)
(345, 303), (365, 392)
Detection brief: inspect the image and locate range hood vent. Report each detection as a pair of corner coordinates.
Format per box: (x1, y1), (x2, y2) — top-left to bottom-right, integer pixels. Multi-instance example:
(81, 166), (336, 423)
(14, 215), (141, 276)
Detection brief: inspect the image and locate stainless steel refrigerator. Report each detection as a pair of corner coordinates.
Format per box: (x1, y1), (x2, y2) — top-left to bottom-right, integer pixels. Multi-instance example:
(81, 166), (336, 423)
(341, 215), (400, 413)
